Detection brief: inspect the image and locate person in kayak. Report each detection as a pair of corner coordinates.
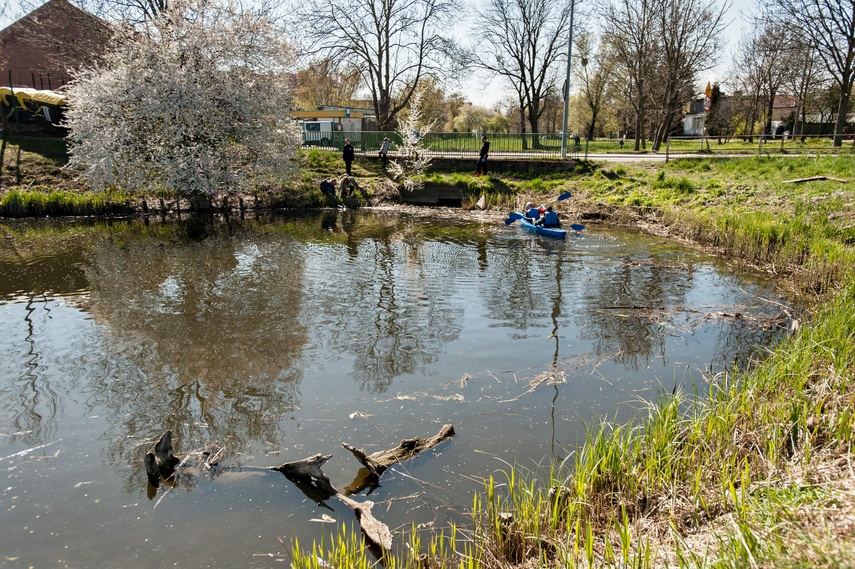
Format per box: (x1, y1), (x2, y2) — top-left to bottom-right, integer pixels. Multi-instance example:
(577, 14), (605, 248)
(535, 206), (560, 227)
(524, 202), (542, 222)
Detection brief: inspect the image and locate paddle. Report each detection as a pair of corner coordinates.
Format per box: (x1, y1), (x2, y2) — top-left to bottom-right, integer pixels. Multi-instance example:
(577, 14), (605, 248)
(504, 211), (524, 225)
(545, 191), (572, 205)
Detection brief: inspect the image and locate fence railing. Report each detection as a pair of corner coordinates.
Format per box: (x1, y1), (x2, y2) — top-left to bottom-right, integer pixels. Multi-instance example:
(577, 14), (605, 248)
(303, 131), (586, 159)
(302, 131), (855, 160)
(665, 133), (855, 161)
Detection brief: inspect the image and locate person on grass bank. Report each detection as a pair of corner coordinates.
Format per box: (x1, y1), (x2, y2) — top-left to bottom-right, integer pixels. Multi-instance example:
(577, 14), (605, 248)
(379, 137), (390, 170)
(475, 135), (489, 176)
(342, 138), (354, 176)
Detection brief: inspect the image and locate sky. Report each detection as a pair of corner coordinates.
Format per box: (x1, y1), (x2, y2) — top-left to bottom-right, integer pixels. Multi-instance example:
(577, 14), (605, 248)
(2, 0), (749, 106)
(462, 0), (750, 109)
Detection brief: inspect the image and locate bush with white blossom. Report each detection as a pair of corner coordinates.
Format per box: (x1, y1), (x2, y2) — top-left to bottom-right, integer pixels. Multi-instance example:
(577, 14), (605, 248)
(388, 91), (434, 193)
(64, 0), (301, 203)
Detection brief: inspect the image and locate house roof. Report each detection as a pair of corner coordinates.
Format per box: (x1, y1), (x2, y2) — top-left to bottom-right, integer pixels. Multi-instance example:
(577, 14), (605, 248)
(0, 0), (109, 37)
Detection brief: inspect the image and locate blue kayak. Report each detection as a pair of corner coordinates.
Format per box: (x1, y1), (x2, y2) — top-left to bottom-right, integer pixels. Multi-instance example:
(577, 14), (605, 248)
(518, 216), (567, 239)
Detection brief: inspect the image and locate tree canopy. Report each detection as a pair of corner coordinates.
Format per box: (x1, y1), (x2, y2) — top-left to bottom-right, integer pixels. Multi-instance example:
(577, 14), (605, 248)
(65, 0), (301, 203)
(294, 0), (461, 130)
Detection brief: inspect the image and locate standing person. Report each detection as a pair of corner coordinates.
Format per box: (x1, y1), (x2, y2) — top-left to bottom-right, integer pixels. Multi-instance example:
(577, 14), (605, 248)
(342, 138), (355, 176)
(475, 135), (490, 176)
(379, 137), (390, 170)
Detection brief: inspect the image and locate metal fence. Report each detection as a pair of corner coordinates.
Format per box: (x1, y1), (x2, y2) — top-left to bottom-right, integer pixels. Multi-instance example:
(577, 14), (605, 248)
(665, 133), (855, 161)
(302, 131), (855, 160)
(303, 131), (586, 159)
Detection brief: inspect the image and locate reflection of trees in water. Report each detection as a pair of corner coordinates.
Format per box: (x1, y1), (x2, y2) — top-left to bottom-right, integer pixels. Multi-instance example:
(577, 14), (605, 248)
(303, 221), (467, 394)
(0, 296), (62, 445)
(699, 310), (786, 379)
(579, 257), (693, 371)
(81, 223), (307, 473)
(481, 241), (548, 327)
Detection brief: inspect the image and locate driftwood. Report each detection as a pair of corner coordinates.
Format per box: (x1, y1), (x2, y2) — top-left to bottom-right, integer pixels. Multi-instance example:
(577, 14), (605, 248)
(144, 425), (455, 556)
(144, 430), (182, 487)
(271, 455), (392, 551)
(271, 456), (395, 551)
(144, 430), (224, 493)
(273, 453), (337, 499)
(342, 424), (456, 479)
(782, 175), (847, 183)
(271, 424), (455, 554)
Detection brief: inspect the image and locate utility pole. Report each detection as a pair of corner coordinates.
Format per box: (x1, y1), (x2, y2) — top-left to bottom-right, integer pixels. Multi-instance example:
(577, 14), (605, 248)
(560, 0), (575, 159)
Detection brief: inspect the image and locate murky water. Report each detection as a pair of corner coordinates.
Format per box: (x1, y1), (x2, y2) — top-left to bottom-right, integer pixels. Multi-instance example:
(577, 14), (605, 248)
(0, 210), (791, 567)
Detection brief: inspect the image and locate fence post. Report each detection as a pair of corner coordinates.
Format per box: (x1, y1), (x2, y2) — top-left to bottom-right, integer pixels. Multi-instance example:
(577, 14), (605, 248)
(584, 138), (589, 160)
(758, 135), (763, 156)
(666, 138), (670, 163)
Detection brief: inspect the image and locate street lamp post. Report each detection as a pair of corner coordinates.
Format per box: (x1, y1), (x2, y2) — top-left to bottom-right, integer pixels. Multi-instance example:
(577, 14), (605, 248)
(560, 0), (575, 160)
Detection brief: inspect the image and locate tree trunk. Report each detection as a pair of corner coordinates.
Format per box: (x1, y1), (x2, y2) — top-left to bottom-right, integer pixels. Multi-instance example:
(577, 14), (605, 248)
(834, 81), (852, 147)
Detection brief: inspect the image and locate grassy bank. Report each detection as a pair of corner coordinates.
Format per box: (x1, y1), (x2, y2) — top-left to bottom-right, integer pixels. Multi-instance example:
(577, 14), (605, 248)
(0, 138), (380, 215)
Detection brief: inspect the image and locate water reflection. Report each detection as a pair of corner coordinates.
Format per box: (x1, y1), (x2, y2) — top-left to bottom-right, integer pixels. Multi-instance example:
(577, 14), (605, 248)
(80, 222), (307, 468)
(0, 212), (796, 568)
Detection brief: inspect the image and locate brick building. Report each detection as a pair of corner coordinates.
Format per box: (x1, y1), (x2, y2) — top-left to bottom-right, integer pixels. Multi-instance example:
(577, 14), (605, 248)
(0, 0), (112, 90)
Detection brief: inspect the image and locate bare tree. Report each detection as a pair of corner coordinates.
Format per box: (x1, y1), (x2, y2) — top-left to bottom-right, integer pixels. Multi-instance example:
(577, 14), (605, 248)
(768, 0), (855, 145)
(294, 0), (460, 130)
(731, 21), (793, 136)
(786, 37), (826, 136)
(648, 0), (728, 150)
(574, 32), (616, 140)
(603, 0), (726, 150)
(471, 0), (575, 143)
(601, 0), (659, 150)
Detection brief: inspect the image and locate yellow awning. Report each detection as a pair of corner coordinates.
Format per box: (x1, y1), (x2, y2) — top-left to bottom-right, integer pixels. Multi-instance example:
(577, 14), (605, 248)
(0, 87), (67, 107)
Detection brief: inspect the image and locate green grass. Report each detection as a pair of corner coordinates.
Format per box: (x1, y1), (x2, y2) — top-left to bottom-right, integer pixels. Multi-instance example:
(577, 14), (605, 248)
(0, 188), (134, 217)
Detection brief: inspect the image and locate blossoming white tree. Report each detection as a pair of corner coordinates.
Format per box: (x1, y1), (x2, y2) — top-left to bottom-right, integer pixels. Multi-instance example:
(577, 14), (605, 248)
(388, 91), (434, 193)
(64, 0), (301, 207)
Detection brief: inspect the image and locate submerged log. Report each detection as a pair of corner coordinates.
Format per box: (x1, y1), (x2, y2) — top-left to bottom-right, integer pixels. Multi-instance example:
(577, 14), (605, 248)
(143, 425), (454, 556)
(272, 453), (337, 498)
(342, 424), (456, 478)
(145, 430), (182, 487)
(336, 494), (393, 551)
(271, 426), (454, 554)
(270, 453), (393, 552)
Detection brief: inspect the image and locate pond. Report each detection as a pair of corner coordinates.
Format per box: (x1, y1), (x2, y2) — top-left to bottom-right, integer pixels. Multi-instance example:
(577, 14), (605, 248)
(0, 209), (792, 568)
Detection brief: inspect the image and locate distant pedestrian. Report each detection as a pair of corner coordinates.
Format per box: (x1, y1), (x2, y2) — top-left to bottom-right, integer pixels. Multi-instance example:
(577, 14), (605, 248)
(379, 137), (390, 170)
(475, 135), (489, 176)
(342, 138), (354, 175)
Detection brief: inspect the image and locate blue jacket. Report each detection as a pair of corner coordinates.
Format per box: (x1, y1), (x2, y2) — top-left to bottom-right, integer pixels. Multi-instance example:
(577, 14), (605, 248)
(542, 210), (560, 227)
(526, 207), (541, 219)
